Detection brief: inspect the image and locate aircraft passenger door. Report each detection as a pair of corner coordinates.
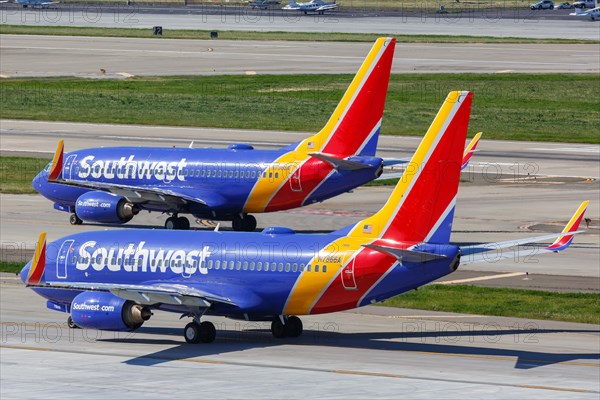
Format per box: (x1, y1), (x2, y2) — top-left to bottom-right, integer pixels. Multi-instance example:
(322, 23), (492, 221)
(341, 257), (357, 290)
(56, 240), (74, 279)
(290, 166), (302, 192)
(62, 155), (77, 180)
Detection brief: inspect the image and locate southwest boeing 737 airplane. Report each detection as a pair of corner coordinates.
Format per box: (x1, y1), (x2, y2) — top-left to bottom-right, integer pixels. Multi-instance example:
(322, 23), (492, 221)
(33, 38), (397, 232)
(21, 91), (588, 344)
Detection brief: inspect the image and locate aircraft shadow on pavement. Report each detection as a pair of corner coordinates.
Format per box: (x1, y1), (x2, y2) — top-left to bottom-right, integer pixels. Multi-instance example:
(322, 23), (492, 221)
(110, 325), (600, 369)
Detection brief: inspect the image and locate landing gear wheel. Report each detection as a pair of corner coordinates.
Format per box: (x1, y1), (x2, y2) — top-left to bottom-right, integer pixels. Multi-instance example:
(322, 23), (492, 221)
(271, 317), (287, 339)
(69, 213), (82, 225)
(198, 321), (216, 343)
(243, 215), (257, 232)
(177, 216), (190, 230)
(184, 322), (201, 344)
(232, 214), (257, 232)
(184, 321), (216, 344)
(285, 316), (303, 338)
(232, 215), (244, 231)
(165, 216), (177, 230)
(67, 316), (79, 329)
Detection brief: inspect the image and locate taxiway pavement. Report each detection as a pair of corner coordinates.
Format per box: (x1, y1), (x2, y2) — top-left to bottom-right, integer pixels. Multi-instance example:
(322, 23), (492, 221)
(1, 6), (599, 39)
(1, 35), (599, 77)
(1, 282), (599, 398)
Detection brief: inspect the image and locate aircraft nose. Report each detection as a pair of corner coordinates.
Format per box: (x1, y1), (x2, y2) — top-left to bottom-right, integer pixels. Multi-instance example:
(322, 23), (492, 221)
(19, 260), (32, 284)
(32, 170), (47, 195)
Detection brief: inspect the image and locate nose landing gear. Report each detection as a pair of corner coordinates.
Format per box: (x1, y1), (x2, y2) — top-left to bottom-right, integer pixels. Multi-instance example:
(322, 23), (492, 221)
(165, 215), (190, 230)
(69, 213), (83, 225)
(184, 320), (217, 344)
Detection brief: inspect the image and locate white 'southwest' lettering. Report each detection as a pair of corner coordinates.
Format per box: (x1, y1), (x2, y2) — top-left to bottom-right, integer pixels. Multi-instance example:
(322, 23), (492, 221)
(78, 155), (188, 183)
(76, 241), (211, 276)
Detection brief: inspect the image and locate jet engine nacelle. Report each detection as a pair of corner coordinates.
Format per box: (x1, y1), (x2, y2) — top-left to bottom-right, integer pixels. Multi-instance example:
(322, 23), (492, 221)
(75, 191), (139, 224)
(70, 291), (151, 331)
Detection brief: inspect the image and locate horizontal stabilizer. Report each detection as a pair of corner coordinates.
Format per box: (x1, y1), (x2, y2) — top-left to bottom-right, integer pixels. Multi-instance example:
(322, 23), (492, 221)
(461, 201), (589, 265)
(309, 153), (372, 170)
(363, 243), (447, 263)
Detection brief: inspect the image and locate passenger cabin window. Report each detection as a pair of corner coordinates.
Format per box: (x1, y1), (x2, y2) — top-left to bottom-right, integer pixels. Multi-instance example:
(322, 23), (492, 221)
(322, 265), (327, 273)
(257, 262), (262, 271)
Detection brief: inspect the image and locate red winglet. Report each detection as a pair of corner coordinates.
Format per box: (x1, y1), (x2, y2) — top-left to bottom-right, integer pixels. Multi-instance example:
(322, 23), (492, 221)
(546, 201), (589, 252)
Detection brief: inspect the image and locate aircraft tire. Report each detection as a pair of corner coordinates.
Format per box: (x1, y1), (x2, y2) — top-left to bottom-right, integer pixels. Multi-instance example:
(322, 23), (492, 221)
(199, 321), (217, 343)
(232, 216), (244, 231)
(243, 215), (257, 232)
(184, 322), (202, 344)
(177, 216), (190, 230)
(271, 318), (287, 339)
(285, 316), (303, 337)
(69, 214), (82, 225)
(165, 217), (177, 230)
(67, 316), (80, 329)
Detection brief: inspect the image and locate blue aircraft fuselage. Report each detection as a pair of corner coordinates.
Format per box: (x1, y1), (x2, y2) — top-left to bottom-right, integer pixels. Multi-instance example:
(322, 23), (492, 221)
(20, 229), (458, 321)
(34, 146), (383, 221)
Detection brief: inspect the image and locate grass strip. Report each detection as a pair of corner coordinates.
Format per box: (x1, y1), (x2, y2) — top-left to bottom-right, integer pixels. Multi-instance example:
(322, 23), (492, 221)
(1, 25), (597, 44)
(0, 261), (25, 274)
(379, 284), (600, 324)
(0, 157), (50, 194)
(1, 74), (598, 143)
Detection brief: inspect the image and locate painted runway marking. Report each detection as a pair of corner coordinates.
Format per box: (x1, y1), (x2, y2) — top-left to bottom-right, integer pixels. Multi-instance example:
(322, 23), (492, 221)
(436, 272), (527, 285)
(530, 146), (600, 153)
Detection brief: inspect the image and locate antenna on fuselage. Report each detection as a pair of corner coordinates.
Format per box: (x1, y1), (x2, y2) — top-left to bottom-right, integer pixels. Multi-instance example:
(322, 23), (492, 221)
(189, 141), (194, 149)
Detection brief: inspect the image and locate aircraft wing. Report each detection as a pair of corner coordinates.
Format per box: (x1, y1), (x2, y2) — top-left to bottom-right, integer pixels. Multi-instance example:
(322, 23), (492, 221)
(316, 3), (337, 10)
(45, 140), (225, 209)
(24, 232), (238, 308)
(460, 201), (589, 265)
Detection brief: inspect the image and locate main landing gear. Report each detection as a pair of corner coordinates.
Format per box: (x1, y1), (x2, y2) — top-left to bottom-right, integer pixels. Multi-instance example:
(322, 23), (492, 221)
(184, 318), (217, 344)
(271, 315), (303, 339)
(232, 214), (257, 232)
(165, 215), (190, 230)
